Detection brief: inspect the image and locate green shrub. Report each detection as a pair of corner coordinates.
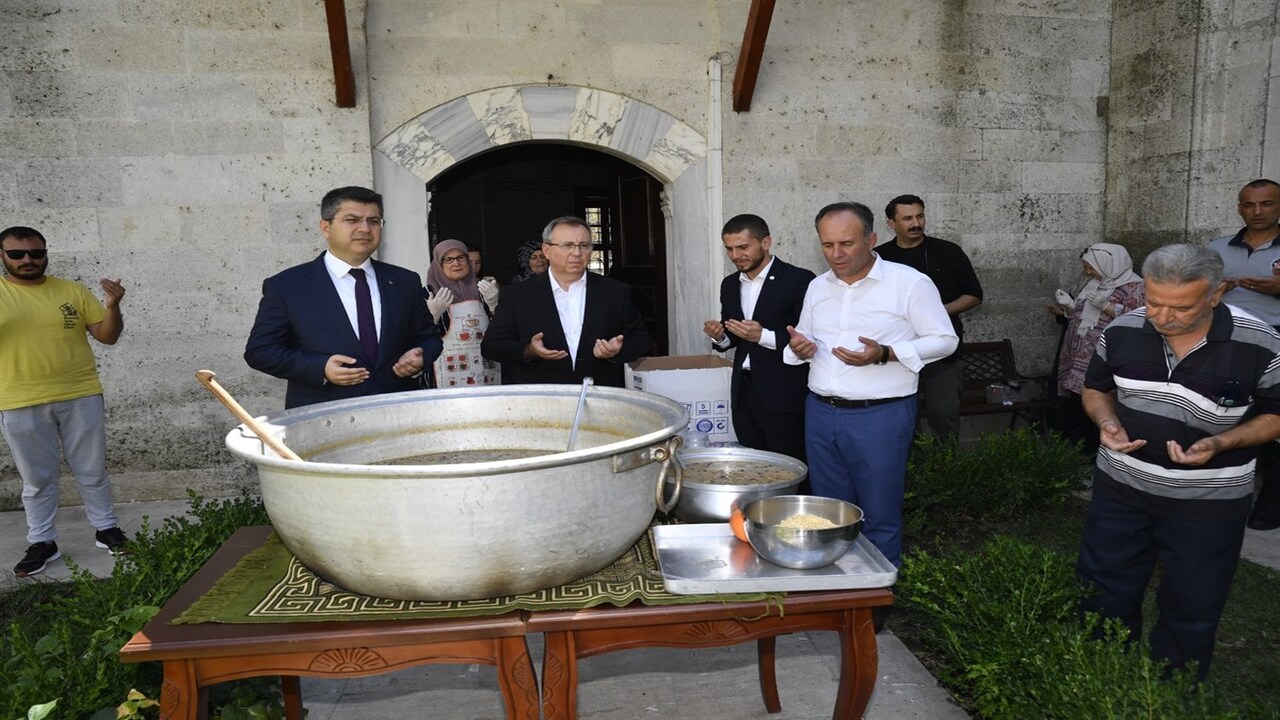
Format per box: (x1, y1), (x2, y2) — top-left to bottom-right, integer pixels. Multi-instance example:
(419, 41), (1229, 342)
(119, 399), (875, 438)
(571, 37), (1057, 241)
(904, 429), (1090, 539)
(0, 490), (269, 719)
(899, 536), (1239, 719)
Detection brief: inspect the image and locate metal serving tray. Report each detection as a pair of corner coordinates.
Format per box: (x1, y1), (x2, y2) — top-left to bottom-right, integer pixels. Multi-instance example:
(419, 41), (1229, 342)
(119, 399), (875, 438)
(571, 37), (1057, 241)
(651, 523), (898, 595)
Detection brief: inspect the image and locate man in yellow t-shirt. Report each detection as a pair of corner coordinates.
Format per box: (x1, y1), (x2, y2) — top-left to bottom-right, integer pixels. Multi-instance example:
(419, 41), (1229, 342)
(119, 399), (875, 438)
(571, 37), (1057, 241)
(0, 226), (130, 577)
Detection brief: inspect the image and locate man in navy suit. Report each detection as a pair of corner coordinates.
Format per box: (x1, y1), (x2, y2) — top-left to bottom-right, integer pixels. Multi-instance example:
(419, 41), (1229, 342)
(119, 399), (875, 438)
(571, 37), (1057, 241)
(245, 186), (442, 409)
(704, 214), (815, 461)
(481, 216), (651, 387)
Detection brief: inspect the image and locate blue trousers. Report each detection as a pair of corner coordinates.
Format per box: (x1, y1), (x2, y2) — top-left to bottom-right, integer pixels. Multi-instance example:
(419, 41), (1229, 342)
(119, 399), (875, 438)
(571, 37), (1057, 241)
(804, 394), (916, 567)
(1076, 489), (1245, 680)
(0, 395), (119, 543)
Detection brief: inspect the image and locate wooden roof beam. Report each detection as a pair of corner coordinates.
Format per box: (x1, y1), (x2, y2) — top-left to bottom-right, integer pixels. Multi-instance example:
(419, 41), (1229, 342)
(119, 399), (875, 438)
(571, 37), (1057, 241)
(323, 0), (356, 108)
(731, 0), (778, 112)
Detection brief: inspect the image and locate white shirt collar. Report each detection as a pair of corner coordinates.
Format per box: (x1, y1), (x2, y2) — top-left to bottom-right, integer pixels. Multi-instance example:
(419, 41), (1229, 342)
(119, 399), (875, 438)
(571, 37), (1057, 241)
(824, 253), (882, 287)
(323, 251), (375, 281)
(739, 256), (777, 284)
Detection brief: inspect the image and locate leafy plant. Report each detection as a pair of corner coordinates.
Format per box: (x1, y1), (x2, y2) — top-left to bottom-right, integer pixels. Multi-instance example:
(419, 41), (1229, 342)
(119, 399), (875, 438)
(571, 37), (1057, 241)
(101, 690), (157, 720)
(0, 490), (269, 718)
(898, 536), (1239, 719)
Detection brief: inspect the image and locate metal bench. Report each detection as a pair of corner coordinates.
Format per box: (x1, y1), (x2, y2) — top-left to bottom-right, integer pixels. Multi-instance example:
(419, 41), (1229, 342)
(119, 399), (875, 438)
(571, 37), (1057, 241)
(955, 339), (1055, 430)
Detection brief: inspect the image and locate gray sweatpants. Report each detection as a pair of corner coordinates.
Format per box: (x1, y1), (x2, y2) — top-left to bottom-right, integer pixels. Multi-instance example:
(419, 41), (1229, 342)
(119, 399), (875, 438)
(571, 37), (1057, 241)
(0, 394), (119, 543)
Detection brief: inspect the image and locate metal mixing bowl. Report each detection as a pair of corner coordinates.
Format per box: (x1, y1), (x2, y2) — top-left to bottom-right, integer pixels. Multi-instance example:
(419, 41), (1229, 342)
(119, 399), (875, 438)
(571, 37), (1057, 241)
(666, 447), (806, 522)
(743, 495), (863, 569)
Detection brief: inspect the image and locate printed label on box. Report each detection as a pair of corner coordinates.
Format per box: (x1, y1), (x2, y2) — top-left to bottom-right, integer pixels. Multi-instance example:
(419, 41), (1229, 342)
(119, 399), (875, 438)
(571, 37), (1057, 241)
(625, 355), (738, 443)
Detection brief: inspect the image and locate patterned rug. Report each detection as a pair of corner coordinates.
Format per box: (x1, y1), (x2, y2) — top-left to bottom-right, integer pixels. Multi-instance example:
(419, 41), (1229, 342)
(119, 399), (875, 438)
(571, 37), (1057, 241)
(174, 530), (777, 624)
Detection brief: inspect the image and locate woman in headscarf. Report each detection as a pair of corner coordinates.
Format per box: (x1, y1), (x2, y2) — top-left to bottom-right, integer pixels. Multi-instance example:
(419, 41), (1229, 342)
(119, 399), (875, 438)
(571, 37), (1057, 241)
(511, 239), (548, 283)
(1046, 243), (1145, 451)
(425, 239), (501, 387)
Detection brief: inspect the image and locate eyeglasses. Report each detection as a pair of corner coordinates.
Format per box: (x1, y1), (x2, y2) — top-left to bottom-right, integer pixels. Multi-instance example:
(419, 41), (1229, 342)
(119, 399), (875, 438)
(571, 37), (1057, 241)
(325, 215), (386, 228)
(4, 249), (47, 260)
(441, 254), (469, 265)
(544, 242), (593, 253)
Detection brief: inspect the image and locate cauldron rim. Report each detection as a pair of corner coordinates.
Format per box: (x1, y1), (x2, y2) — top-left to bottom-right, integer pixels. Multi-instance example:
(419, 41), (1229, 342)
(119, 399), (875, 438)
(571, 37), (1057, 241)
(224, 383), (689, 474)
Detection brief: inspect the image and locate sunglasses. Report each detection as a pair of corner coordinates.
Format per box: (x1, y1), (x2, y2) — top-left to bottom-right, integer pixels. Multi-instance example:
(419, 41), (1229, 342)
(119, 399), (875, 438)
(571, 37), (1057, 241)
(4, 249), (48, 260)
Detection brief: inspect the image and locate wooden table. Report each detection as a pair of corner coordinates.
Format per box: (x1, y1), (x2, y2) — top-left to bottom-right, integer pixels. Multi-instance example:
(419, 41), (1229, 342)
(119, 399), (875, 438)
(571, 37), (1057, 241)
(528, 588), (893, 720)
(118, 526), (539, 720)
(121, 526), (892, 720)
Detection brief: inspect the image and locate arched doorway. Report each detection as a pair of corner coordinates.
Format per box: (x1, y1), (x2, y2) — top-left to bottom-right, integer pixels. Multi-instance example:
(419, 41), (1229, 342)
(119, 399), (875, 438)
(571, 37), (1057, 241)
(427, 143), (669, 353)
(371, 85), (712, 355)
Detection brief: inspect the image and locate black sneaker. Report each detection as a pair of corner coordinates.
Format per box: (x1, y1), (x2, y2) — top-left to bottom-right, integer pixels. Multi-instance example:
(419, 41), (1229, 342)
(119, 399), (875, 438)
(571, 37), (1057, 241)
(14, 542), (60, 577)
(94, 527), (130, 556)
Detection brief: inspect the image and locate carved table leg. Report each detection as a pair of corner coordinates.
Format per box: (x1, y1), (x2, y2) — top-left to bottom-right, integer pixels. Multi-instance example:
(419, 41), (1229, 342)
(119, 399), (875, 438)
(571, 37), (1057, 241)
(158, 660), (199, 720)
(540, 632), (578, 720)
(281, 676), (302, 720)
(832, 608), (879, 720)
(496, 636), (541, 720)
(756, 636), (781, 713)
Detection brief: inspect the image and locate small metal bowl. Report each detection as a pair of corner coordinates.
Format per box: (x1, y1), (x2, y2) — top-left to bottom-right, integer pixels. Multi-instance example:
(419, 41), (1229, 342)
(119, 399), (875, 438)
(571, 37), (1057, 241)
(666, 447), (806, 522)
(743, 495), (863, 569)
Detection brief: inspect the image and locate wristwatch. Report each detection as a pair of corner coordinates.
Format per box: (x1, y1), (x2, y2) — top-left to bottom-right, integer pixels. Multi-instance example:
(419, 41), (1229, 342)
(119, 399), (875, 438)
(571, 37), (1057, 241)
(877, 345), (891, 365)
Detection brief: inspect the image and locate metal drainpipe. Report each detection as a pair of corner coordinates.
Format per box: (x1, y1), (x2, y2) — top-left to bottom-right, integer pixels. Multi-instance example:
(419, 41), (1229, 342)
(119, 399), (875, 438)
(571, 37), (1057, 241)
(708, 55), (726, 316)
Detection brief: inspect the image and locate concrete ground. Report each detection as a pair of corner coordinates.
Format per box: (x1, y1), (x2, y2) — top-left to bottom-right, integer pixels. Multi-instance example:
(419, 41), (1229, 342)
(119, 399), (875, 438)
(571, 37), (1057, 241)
(4, 498), (1279, 719)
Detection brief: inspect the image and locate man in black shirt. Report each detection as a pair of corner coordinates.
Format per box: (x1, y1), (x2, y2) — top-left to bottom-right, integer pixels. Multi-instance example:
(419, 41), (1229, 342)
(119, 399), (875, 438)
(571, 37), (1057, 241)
(876, 195), (983, 439)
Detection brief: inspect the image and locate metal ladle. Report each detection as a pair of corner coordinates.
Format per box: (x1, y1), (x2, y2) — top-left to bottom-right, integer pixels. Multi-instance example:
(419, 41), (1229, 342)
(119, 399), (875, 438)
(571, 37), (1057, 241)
(196, 369), (302, 461)
(566, 377), (594, 451)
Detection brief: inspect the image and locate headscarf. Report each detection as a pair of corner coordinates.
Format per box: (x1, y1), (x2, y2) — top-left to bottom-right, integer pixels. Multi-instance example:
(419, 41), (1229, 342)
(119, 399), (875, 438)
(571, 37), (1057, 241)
(1075, 243), (1142, 336)
(513, 239), (544, 282)
(426, 239), (481, 302)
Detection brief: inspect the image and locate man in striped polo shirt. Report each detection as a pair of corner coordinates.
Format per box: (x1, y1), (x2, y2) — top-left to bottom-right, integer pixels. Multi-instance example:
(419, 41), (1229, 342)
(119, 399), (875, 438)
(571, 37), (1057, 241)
(1078, 243), (1280, 680)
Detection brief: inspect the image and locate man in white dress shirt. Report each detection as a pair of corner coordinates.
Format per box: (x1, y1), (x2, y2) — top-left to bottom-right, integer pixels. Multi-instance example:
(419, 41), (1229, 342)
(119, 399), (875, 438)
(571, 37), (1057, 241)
(481, 217), (651, 387)
(785, 202), (957, 567)
(704, 214), (815, 461)
(244, 186), (442, 408)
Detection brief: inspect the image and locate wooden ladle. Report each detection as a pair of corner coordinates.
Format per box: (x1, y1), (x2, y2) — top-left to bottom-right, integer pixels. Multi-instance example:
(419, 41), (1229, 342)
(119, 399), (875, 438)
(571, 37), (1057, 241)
(196, 369), (302, 461)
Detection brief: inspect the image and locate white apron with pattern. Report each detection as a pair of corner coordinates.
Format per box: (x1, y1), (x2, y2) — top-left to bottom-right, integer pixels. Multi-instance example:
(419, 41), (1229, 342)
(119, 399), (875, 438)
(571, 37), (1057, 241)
(433, 298), (501, 388)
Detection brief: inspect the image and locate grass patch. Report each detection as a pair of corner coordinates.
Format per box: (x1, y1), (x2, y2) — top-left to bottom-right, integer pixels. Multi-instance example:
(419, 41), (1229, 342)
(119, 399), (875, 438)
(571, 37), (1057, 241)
(898, 432), (1280, 718)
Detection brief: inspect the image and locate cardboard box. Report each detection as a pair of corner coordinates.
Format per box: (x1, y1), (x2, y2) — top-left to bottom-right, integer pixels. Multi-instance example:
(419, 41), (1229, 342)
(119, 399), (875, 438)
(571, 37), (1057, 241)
(625, 355), (736, 442)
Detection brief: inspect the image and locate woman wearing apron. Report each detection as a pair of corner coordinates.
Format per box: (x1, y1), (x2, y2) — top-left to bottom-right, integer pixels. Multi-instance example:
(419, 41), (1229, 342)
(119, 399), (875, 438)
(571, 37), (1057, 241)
(425, 239), (502, 387)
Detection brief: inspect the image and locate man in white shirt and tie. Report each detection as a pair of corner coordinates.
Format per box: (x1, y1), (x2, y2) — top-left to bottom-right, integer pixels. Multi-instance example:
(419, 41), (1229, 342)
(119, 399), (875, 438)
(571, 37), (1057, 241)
(245, 186), (442, 408)
(704, 214), (814, 462)
(785, 202), (957, 567)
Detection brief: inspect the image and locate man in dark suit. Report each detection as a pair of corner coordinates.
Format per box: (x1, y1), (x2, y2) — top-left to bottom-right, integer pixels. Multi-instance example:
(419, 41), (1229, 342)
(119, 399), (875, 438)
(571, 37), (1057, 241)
(704, 214), (815, 461)
(481, 216), (651, 387)
(245, 186), (442, 409)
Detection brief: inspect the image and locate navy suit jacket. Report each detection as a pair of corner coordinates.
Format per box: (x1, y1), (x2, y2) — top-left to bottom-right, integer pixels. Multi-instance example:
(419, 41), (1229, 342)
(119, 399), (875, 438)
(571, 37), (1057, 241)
(716, 258), (815, 413)
(244, 253), (442, 408)
(480, 272), (652, 387)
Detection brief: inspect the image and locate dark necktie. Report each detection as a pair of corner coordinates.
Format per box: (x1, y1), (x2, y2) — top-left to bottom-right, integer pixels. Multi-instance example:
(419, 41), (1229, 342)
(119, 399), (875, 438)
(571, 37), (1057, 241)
(349, 268), (379, 365)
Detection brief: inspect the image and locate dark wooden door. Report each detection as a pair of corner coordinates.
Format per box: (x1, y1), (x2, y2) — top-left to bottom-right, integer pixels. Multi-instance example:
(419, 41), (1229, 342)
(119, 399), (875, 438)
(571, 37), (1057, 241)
(607, 171), (668, 355)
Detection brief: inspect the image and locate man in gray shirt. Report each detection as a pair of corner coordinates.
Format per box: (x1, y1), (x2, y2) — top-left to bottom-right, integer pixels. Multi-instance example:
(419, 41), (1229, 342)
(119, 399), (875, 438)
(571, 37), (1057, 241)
(1208, 178), (1280, 530)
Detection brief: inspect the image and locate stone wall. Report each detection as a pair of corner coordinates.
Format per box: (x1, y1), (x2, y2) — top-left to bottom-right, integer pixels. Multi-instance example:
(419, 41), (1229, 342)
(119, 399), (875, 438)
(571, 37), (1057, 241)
(0, 0), (374, 501)
(4, 0), (1274, 501)
(366, 0), (1113, 373)
(1106, 0), (1279, 254)
(720, 0), (1112, 369)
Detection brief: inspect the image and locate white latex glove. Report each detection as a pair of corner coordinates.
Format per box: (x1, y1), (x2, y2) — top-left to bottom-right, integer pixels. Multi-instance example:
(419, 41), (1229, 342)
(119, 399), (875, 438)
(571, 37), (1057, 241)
(426, 287), (454, 323)
(1054, 289), (1073, 308)
(478, 277), (500, 312)
(1085, 289), (1109, 310)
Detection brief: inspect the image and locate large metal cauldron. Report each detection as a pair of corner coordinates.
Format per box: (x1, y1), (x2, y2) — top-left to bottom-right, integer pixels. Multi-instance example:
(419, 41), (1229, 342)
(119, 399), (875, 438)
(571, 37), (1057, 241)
(224, 385), (687, 601)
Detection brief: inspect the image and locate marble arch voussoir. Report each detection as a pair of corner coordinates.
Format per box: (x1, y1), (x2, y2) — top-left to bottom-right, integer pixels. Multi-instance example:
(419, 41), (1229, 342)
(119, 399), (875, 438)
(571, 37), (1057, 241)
(375, 86), (707, 184)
